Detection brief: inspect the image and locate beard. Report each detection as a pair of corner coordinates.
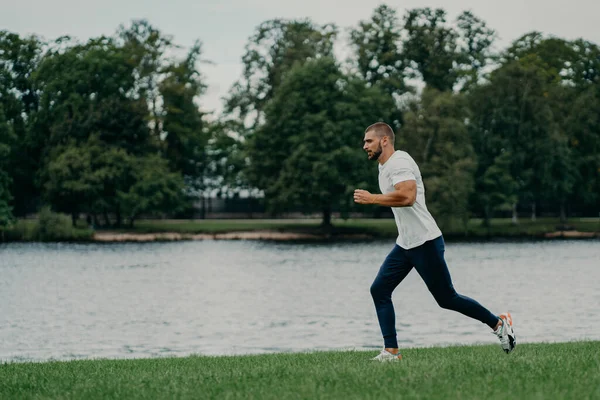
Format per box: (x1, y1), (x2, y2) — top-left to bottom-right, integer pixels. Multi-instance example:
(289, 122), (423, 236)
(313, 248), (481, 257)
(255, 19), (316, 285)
(367, 144), (382, 161)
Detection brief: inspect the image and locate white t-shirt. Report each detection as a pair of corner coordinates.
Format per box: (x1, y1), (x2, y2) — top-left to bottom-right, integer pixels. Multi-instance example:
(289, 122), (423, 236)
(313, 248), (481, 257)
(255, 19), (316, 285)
(378, 150), (442, 249)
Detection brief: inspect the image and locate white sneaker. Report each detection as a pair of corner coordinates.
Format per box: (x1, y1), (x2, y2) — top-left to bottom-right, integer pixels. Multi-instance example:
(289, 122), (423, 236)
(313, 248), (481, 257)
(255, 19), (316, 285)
(371, 349), (402, 362)
(494, 312), (516, 353)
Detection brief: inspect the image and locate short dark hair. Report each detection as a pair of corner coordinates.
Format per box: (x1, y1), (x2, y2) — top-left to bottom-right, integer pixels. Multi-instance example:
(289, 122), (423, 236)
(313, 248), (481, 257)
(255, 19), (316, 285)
(365, 122), (395, 144)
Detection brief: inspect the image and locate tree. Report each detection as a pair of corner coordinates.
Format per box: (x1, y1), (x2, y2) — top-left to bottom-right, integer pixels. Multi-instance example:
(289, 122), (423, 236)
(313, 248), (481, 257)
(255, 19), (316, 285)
(349, 4), (407, 96)
(0, 31), (43, 215)
(467, 83), (518, 226)
(225, 19), (337, 128)
(503, 33), (574, 77)
(247, 57), (395, 226)
(570, 39), (600, 86)
(402, 8), (461, 91)
(159, 41), (208, 186)
(118, 155), (185, 227)
(468, 54), (570, 223)
(498, 34), (599, 221)
(455, 11), (497, 91)
(44, 141), (97, 226)
(45, 135), (185, 228)
(0, 105), (14, 228)
(564, 82), (600, 212)
(33, 38), (143, 224)
(475, 151), (517, 228)
(118, 20), (173, 139)
(33, 34), (187, 226)
(401, 8), (496, 93)
(539, 130), (576, 223)
(399, 88), (477, 230)
(204, 120), (249, 196)
(503, 35), (600, 218)
(33, 37), (151, 152)
(0, 31), (40, 114)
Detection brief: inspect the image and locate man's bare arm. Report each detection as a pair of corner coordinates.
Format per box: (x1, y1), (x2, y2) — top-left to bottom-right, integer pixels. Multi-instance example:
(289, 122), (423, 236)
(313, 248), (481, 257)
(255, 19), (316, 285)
(354, 181), (417, 207)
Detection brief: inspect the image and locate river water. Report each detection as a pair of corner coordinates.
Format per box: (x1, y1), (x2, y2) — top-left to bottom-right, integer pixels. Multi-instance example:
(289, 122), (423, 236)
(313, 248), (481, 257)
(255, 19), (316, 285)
(1, 239), (599, 362)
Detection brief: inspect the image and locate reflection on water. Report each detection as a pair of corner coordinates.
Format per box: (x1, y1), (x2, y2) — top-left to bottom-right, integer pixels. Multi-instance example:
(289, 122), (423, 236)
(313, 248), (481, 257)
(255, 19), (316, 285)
(1, 239), (599, 362)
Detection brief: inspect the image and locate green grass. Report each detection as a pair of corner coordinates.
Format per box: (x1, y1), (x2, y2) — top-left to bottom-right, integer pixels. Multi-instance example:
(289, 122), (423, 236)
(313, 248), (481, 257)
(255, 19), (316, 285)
(1, 342), (599, 399)
(3, 217), (599, 242)
(121, 218), (323, 234)
(121, 217), (600, 238)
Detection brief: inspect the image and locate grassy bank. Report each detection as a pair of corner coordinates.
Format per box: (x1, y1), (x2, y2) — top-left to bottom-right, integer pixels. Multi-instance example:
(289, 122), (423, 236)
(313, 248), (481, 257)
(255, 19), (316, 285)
(2, 217), (599, 242)
(121, 217), (600, 238)
(1, 342), (599, 399)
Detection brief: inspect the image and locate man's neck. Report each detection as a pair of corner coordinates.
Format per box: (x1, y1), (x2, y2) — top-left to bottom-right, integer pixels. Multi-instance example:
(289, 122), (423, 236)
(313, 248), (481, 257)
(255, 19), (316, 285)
(378, 149), (396, 165)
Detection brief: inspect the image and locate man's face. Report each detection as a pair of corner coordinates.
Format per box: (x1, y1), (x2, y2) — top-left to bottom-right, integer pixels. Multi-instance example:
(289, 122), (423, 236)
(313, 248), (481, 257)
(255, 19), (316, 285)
(363, 131), (384, 161)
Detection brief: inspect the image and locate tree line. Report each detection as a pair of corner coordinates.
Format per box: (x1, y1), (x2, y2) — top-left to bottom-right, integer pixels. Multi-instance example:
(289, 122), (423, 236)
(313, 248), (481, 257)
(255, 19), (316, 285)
(1, 5), (599, 229)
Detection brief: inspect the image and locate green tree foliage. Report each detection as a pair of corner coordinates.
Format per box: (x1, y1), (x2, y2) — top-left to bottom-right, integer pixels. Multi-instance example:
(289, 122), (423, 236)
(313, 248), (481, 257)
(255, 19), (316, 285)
(0, 31), (43, 215)
(469, 58), (553, 222)
(455, 11), (497, 91)
(247, 57), (395, 225)
(0, 24), (203, 227)
(565, 82), (600, 210)
(402, 8), (461, 91)
(502, 32), (600, 88)
(45, 136), (184, 227)
(1, 9), (600, 230)
(475, 151), (517, 228)
(204, 120), (248, 197)
(30, 26), (194, 227)
(0, 105), (14, 227)
(226, 19), (337, 128)
(43, 140), (96, 225)
(349, 4), (407, 96)
(569, 39), (600, 85)
(399, 88), (477, 230)
(118, 154), (185, 227)
(493, 34), (599, 221)
(118, 20), (173, 138)
(502, 33), (600, 218)
(402, 9), (495, 93)
(469, 51), (582, 223)
(504, 33), (573, 77)
(159, 41), (208, 186)
(33, 38), (156, 226)
(33, 37), (150, 153)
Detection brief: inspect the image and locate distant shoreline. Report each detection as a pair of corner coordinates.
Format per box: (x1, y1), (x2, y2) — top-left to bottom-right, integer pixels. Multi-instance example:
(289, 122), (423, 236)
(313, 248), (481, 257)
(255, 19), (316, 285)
(92, 230), (374, 242)
(91, 229), (600, 243)
(3, 217), (599, 243)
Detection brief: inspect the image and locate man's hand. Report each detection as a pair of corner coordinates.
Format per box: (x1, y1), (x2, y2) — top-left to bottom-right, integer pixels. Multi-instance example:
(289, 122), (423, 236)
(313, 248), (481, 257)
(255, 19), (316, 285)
(354, 189), (374, 205)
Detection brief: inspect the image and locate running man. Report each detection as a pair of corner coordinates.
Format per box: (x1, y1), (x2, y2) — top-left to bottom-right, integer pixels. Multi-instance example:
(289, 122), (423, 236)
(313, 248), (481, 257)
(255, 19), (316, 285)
(354, 122), (516, 362)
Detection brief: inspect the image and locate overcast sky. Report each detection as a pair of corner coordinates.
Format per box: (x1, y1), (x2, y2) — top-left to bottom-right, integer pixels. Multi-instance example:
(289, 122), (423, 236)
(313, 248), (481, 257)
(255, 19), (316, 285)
(3, 0), (599, 115)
